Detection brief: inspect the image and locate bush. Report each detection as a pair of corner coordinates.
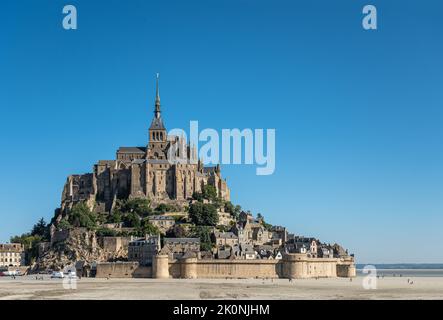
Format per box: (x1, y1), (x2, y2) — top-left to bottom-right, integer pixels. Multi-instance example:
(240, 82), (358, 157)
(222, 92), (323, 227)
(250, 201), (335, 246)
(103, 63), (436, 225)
(57, 219), (72, 230)
(107, 210), (122, 224)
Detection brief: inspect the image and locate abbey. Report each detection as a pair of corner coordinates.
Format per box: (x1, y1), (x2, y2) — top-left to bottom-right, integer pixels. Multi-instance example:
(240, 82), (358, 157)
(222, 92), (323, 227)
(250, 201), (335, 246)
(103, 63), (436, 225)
(61, 76), (230, 213)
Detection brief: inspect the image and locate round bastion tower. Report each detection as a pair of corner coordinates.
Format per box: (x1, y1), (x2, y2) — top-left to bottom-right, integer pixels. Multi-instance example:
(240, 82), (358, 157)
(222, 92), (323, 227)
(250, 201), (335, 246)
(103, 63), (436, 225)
(152, 254), (169, 279)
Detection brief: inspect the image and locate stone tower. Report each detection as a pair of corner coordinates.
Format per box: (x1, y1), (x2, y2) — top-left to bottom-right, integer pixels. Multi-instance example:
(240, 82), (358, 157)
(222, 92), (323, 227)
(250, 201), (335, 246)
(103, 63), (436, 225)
(147, 73), (167, 160)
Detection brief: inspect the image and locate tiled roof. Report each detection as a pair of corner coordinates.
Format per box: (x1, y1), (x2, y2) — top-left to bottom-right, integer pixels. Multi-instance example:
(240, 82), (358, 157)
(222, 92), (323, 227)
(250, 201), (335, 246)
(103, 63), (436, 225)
(117, 147), (146, 154)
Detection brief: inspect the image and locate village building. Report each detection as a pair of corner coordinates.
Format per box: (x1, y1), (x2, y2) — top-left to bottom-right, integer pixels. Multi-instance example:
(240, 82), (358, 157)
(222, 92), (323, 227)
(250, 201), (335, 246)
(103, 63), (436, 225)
(240, 243), (256, 260)
(147, 215), (175, 233)
(285, 237), (318, 257)
(318, 246), (334, 259)
(212, 231), (238, 247)
(128, 235), (161, 265)
(99, 236), (132, 260)
(0, 244), (25, 267)
(217, 209), (235, 227)
(270, 226), (288, 243)
(161, 238), (200, 259)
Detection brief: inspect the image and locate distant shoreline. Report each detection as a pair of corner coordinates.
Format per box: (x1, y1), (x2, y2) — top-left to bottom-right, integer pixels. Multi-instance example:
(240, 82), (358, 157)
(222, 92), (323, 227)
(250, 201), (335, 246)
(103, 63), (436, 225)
(356, 264), (443, 270)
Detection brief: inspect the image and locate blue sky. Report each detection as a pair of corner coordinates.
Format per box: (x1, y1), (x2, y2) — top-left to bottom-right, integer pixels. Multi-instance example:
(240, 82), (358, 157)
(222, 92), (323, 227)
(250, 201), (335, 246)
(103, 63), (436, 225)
(0, 0), (442, 263)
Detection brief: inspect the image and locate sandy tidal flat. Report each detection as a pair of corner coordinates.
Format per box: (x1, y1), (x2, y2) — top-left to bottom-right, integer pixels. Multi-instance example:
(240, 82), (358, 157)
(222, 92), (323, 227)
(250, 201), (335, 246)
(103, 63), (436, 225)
(0, 276), (442, 300)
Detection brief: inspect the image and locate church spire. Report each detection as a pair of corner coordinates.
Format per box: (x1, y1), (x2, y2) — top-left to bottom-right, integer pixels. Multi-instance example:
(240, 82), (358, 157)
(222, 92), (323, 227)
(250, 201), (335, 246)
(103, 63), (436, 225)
(154, 73), (161, 119)
(149, 73), (166, 133)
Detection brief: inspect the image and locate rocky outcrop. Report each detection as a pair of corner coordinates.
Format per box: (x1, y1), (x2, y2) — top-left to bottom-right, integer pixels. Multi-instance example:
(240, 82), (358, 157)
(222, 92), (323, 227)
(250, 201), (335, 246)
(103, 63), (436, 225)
(35, 228), (106, 271)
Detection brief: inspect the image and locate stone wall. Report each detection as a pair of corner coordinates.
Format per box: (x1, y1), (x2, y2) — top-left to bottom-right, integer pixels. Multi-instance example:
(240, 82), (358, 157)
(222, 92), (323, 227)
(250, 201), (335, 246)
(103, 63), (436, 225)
(195, 259), (281, 279)
(96, 254), (355, 279)
(51, 228), (88, 245)
(336, 257), (357, 278)
(100, 237), (130, 253)
(95, 262), (151, 278)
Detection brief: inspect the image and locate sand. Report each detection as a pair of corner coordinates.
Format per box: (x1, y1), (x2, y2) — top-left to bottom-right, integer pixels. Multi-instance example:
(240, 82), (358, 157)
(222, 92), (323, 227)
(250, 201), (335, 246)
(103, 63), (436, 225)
(0, 275), (442, 300)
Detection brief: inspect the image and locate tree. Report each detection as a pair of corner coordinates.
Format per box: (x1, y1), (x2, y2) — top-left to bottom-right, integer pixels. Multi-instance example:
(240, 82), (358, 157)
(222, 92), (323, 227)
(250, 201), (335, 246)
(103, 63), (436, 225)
(193, 185), (218, 203)
(234, 205), (242, 216)
(224, 202), (241, 221)
(188, 202), (219, 226)
(192, 192), (204, 202)
(117, 198), (152, 217)
(257, 213), (272, 230)
(10, 233), (42, 264)
(123, 212), (141, 228)
(191, 226), (213, 251)
(138, 219), (160, 236)
(155, 203), (177, 214)
(68, 202), (98, 230)
(166, 224), (188, 238)
(31, 218), (48, 238)
(202, 185), (217, 202)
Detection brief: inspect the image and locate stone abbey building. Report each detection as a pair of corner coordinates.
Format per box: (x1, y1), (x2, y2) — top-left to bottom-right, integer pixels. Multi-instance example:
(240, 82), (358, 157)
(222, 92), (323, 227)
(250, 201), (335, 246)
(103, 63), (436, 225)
(61, 76), (230, 213)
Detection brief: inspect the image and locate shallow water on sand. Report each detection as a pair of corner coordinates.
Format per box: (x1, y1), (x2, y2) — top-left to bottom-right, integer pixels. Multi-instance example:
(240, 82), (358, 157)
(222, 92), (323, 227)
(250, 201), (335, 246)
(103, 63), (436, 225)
(357, 269), (443, 277)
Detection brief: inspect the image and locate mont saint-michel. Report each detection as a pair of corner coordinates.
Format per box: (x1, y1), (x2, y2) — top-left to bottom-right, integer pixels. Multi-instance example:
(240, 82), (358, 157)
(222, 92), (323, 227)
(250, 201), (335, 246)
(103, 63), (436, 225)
(3, 77), (355, 280)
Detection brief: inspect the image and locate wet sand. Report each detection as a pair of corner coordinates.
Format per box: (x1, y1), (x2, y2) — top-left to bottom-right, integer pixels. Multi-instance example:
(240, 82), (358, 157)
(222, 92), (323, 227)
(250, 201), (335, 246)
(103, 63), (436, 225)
(0, 275), (442, 300)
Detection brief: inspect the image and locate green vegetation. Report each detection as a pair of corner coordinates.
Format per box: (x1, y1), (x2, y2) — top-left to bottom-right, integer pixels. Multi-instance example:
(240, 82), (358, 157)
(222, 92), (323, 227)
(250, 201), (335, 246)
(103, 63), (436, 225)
(123, 211), (141, 228)
(166, 224), (188, 238)
(95, 227), (118, 237)
(115, 198), (152, 217)
(68, 203), (98, 230)
(10, 217), (50, 264)
(154, 203), (178, 214)
(172, 215), (185, 223)
(31, 218), (48, 239)
(192, 184), (225, 209)
(257, 213), (273, 230)
(188, 202), (219, 226)
(107, 198), (155, 228)
(192, 185), (217, 202)
(57, 218), (72, 230)
(137, 219), (160, 236)
(224, 202), (242, 221)
(190, 226), (213, 251)
(107, 210), (122, 224)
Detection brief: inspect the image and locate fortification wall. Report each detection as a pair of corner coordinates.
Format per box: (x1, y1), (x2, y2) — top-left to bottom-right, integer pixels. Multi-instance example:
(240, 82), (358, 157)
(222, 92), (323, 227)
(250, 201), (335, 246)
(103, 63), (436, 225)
(95, 254), (355, 279)
(194, 259), (281, 279)
(95, 262), (151, 278)
(336, 259), (356, 278)
(51, 227), (90, 244)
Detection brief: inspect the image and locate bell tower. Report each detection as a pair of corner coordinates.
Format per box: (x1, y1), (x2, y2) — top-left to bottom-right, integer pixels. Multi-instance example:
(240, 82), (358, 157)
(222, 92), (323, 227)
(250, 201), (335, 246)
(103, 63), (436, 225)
(147, 74), (167, 160)
(148, 74), (167, 144)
